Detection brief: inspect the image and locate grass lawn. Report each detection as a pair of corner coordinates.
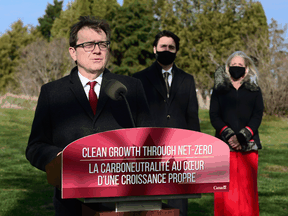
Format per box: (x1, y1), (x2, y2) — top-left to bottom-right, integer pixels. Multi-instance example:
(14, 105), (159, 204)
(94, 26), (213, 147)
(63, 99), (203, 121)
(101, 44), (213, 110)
(0, 108), (287, 215)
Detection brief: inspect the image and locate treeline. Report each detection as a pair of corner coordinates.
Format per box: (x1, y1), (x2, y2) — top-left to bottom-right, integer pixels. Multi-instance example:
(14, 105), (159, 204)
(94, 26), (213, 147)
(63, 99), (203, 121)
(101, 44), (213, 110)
(0, 0), (287, 115)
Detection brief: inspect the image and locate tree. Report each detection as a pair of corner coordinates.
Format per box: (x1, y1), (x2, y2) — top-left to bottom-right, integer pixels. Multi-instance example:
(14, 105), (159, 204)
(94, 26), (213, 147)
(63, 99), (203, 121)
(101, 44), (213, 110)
(110, 1), (158, 75)
(0, 34), (13, 93)
(239, 1), (269, 56)
(0, 20), (38, 93)
(38, 0), (63, 41)
(95, 0), (120, 22)
(151, 0), (165, 21)
(51, 0), (120, 39)
(159, 0), (269, 93)
(51, 1), (82, 39)
(77, 0), (93, 16)
(179, 3), (246, 91)
(244, 19), (288, 116)
(15, 38), (74, 96)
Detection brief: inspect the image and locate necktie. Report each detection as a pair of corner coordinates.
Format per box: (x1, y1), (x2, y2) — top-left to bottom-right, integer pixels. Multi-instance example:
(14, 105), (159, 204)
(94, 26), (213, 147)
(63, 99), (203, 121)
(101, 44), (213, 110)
(163, 72), (170, 98)
(88, 81), (98, 115)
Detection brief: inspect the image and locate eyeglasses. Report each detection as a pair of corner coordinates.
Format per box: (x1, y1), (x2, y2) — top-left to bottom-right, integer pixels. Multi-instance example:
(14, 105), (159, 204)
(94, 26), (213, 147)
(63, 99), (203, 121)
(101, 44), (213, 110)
(74, 41), (110, 52)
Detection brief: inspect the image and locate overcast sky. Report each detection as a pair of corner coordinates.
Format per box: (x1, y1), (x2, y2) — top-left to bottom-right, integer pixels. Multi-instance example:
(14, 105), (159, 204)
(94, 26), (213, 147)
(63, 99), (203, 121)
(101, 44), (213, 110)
(0, 0), (287, 39)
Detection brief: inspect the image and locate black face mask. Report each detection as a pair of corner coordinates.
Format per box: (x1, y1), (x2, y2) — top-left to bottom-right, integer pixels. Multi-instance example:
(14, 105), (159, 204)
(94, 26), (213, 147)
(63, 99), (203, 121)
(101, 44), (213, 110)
(229, 66), (245, 80)
(156, 51), (176, 65)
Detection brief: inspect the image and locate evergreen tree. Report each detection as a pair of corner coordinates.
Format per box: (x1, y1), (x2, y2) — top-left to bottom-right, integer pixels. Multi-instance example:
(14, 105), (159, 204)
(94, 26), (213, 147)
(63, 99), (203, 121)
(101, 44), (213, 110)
(38, 0), (63, 41)
(101, 0), (121, 21)
(240, 2), (269, 54)
(159, 0), (269, 92)
(51, 0), (119, 39)
(77, 0), (93, 16)
(152, 0), (165, 21)
(123, 0), (134, 7)
(91, 0), (107, 18)
(110, 1), (158, 75)
(160, 0), (181, 32)
(0, 20), (37, 92)
(0, 34), (13, 92)
(51, 1), (82, 39)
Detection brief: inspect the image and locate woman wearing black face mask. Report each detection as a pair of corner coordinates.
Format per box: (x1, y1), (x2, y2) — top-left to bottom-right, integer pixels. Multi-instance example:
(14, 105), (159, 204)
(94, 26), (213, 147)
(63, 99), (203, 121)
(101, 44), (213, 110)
(209, 51), (264, 216)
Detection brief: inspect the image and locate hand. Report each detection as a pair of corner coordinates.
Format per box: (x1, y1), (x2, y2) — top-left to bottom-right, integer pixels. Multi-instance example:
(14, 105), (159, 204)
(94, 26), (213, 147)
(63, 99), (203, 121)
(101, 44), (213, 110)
(228, 135), (242, 150)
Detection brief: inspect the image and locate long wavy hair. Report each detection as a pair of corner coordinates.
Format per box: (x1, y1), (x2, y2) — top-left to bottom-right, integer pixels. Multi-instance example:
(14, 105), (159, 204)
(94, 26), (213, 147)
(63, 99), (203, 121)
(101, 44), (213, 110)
(225, 51), (259, 81)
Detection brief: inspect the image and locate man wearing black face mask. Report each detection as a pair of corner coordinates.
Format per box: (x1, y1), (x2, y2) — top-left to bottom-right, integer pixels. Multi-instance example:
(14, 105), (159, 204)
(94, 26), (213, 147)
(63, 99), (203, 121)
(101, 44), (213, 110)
(133, 30), (200, 216)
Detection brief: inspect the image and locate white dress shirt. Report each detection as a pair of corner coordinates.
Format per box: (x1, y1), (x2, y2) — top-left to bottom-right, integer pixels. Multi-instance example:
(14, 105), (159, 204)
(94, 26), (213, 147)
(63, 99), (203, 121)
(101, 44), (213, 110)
(162, 67), (173, 86)
(78, 72), (103, 99)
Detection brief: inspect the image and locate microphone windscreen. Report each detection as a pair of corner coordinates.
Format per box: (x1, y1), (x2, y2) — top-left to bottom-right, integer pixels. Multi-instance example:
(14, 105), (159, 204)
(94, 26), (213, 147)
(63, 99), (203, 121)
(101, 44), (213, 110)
(104, 79), (127, 101)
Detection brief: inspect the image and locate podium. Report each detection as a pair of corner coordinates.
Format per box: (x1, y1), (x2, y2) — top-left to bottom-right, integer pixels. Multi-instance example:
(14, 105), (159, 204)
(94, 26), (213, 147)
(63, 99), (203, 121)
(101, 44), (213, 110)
(46, 128), (230, 216)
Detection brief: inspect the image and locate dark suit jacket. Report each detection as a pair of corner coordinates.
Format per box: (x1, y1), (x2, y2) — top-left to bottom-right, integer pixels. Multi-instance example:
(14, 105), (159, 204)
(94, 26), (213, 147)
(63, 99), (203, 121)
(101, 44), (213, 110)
(133, 61), (200, 131)
(26, 66), (152, 215)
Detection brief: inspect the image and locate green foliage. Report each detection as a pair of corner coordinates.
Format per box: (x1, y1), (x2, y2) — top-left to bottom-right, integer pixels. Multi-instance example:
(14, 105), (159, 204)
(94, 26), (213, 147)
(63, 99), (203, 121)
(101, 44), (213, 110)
(179, 4), (243, 89)
(0, 34), (13, 92)
(110, 1), (158, 75)
(160, 0), (181, 32)
(50, 1), (82, 39)
(151, 0), (165, 20)
(38, 0), (63, 41)
(51, 0), (120, 39)
(0, 0), (273, 105)
(240, 1), (269, 58)
(160, 0), (269, 92)
(91, 0), (107, 18)
(40, 0), (270, 91)
(0, 20), (38, 93)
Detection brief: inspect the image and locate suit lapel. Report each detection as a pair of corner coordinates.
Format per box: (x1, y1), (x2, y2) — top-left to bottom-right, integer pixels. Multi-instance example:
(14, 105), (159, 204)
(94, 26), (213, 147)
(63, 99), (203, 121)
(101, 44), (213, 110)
(69, 67), (94, 120)
(168, 65), (185, 104)
(146, 62), (167, 99)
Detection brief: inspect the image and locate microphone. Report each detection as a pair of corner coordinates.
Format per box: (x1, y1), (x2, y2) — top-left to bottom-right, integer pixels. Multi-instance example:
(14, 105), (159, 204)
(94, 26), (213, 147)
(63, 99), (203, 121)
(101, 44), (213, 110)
(104, 79), (135, 128)
(105, 79), (127, 101)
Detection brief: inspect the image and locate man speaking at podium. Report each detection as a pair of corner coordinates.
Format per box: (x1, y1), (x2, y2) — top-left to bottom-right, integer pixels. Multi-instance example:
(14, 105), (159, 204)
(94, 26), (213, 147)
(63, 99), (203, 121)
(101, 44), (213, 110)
(133, 30), (200, 216)
(26, 16), (152, 216)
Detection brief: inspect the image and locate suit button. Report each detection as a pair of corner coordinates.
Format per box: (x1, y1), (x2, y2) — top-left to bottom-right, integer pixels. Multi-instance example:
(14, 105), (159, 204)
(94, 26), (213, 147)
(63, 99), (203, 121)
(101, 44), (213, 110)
(167, 115), (170, 119)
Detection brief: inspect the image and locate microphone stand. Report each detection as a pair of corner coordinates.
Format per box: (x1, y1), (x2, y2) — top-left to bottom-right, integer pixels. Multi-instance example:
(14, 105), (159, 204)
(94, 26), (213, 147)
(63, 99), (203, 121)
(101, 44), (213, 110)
(119, 92), (136, 128)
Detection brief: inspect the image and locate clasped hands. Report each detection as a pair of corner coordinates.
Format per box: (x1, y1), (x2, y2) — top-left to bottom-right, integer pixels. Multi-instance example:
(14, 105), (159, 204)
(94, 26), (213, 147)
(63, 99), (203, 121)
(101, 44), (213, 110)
(228, 135), (242, 151)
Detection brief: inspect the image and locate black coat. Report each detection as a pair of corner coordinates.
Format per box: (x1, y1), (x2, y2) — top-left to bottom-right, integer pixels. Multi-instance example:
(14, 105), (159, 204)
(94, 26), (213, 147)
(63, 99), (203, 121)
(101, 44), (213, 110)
(26, 66), (152, 172)
(209, 66), (264, 149)
(26, 66), (153, 215)
(133, 61), (200, 131)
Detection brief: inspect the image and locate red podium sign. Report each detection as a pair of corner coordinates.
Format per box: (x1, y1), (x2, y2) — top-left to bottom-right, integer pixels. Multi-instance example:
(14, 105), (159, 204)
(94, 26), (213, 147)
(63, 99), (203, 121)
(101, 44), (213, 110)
(61, 128), (229, 199)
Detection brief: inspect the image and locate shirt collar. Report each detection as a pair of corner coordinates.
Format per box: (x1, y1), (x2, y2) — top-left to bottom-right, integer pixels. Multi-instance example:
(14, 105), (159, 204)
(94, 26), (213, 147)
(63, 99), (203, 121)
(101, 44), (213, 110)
(162, 67), (173, 75)
(78, 71), (103, 87)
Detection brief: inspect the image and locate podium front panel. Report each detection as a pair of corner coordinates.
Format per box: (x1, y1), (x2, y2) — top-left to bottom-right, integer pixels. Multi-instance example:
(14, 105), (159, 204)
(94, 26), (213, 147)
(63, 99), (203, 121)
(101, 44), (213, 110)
(61, 128), (230, 199)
